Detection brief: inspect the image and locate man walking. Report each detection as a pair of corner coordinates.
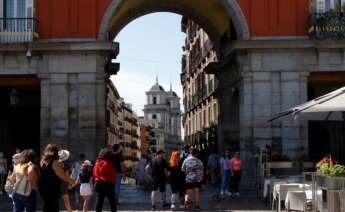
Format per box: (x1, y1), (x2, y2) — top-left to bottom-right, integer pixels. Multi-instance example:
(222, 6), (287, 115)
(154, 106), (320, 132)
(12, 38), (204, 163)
(207, 150), (219, 185)
(111, 144), (125, 204)
(145, 150), (169, 210)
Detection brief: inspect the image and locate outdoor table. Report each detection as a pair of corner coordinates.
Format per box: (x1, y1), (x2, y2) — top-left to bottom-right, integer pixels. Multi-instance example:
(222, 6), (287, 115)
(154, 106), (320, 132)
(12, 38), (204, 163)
(272, 183), (305, 212)
(285, 190), (307, 211)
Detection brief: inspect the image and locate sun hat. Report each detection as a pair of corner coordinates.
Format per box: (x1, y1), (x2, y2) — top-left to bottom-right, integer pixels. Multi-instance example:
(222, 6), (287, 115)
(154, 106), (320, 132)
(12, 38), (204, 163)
(83, 160), (93, 166)
(58, 150), (70, 162)
(12, 153), (21, 164)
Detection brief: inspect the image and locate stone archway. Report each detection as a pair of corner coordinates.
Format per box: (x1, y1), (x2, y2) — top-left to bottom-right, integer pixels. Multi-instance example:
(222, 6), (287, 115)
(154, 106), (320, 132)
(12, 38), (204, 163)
(98, 0), (250, 43)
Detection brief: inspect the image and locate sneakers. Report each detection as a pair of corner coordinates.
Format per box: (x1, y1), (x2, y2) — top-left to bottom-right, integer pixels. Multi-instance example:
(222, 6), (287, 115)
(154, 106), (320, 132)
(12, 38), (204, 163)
(195, 206), (201, 211)
(234, 192), (240, 196)
(220, 191), (224, 197)
(226, 191), (232, 196)
(151, 205), (156, 210)
(171, 204), (176, 210)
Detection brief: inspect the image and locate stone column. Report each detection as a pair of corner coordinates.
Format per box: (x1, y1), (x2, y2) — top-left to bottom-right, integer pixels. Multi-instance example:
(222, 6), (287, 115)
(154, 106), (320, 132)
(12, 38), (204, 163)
(214, 58), (240, 153)
(39, 73), (52, 151)
(238, 72), (256, 189)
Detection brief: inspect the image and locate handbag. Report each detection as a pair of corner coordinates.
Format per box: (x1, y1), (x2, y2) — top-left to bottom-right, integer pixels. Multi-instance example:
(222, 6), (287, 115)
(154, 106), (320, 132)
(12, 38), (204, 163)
(4, 174), (14, 195)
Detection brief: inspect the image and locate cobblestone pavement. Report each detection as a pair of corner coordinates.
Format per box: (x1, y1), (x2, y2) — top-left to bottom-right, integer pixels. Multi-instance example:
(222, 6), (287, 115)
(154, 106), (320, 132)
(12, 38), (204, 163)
(0, 184), (270, 211)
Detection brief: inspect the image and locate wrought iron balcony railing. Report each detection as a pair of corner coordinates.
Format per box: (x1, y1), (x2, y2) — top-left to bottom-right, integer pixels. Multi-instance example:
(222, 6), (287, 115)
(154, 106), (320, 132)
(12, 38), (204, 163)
(0, 18), (38, 43)
(309, 12), (345, 39)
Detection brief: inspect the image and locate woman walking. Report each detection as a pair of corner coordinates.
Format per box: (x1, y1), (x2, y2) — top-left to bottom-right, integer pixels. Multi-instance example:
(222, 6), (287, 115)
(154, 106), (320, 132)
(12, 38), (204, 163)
(181, 149), (204, 210)
(220, 150), (231, 197)
(39, 144), (76, 212)
(93, 148), (117, 212)
(167, 151), (184, 210)
(59, 149), (73, 212)
(11, 149), (40, 212)
(76, 160), (93, 212)
(230, 152), (242, 196)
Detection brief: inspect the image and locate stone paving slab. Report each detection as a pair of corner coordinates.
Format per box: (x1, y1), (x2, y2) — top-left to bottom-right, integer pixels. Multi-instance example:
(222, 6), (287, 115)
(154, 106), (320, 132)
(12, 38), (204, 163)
(0, 184), (270, 212)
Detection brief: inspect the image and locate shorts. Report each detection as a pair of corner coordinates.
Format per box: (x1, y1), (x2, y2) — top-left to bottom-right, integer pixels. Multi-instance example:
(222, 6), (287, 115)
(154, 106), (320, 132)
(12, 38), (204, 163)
(80, 183), (92, 196)
(186, 181), (202, 189)
(152, 178), (166, 192)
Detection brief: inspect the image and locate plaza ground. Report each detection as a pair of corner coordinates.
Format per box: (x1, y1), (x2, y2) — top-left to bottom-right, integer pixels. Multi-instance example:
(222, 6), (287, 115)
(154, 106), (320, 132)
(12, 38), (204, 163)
(0, 184), (269, 212)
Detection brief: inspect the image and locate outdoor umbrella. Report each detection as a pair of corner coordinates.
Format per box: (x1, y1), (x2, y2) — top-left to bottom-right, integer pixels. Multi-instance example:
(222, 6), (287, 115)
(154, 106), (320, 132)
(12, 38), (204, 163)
(268, 86), (345, 122)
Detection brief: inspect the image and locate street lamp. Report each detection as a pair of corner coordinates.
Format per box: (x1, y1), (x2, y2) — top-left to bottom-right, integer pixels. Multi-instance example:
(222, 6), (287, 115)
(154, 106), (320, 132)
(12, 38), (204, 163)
(9, 89), (19, 106)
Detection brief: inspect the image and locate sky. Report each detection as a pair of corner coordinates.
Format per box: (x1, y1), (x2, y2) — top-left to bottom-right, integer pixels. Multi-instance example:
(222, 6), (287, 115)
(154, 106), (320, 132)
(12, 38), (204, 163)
(111, 12), (185, 116)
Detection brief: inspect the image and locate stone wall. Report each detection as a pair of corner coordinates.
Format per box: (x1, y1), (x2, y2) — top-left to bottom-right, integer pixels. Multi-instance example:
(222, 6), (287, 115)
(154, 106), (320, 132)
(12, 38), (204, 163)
(216, 40), (345, 188)
(0, 41), (117, 160)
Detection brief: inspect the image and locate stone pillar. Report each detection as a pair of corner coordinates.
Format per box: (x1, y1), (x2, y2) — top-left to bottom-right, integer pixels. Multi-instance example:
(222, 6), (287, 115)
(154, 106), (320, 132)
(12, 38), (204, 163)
(38, 53), (108, 160)
(39, 73), (52, 151)
(279, 72), (309, 160)
(215, 59), (240, 153)
(239, 72), (256, 189)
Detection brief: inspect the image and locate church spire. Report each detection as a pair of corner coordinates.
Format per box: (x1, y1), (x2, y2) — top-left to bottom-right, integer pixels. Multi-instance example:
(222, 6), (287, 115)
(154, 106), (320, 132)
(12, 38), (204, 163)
(156, 76), (158, 85)
(170, 82), (172, 92)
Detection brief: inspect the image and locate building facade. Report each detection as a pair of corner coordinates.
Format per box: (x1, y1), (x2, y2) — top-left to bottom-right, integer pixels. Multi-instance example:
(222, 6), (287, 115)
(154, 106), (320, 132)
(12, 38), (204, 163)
(139, 116), (156, 159)
(2, 0), (345, 188)
(106, 81), (140, 171)
(143, 79), (182, 155)
(181, 17), (220, 160)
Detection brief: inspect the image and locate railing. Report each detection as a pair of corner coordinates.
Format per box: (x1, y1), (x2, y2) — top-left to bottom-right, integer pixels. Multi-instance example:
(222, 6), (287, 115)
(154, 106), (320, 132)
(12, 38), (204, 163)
(0, 18), (38, 43)
(309, 12), (345, 39)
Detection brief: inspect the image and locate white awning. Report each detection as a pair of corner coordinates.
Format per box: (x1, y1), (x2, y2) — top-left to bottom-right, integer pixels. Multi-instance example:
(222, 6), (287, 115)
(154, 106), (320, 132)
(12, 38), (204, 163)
(269, 86), (345, 122)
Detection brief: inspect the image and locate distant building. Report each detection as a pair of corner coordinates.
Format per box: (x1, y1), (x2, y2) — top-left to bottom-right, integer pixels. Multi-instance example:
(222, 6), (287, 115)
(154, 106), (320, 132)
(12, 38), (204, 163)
(180, 17), (220, 160)
(106, 80), (140, 172)
(138, 116), (156, 159)
(143, 78), (182, 156)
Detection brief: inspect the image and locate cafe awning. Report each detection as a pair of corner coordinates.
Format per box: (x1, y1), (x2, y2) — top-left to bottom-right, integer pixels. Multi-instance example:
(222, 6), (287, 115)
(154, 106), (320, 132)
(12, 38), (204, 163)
(269, 86), (345, 122)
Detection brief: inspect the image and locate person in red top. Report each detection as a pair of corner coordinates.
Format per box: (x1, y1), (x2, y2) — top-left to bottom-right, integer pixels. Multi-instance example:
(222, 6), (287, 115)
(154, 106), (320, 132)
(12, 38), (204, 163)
(230, 152), (242, 196)
(93, 148), (116, 212)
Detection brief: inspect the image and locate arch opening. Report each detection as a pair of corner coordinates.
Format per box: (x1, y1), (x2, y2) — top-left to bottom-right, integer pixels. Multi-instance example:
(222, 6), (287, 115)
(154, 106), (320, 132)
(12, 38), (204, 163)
(99, 0), (250, 45)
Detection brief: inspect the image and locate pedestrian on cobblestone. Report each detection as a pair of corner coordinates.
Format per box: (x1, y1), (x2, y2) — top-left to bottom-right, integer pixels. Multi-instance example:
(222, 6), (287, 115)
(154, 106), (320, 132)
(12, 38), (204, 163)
(93, 148), (117, 212)
(59, 149), (73, 212)
(72, 153), (85, 209)
(220, 150), (231, 197)
(145, 150), (170, 210)
(181, 148), (204, 211)
(38, 144), (76, 212)
(230, 152), (242, 196)
(111, 144), (125, 204)
(11, 149), (40, 212)
(167, 151), (184, 210)
(76, 160), (93, 212)
(208, 150), (219, 186)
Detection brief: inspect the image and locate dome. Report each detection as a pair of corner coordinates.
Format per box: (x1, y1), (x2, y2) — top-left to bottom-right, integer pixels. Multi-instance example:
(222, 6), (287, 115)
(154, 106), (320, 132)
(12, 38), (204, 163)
(149, 77), (165, 92)
(149, 83), (165, 92)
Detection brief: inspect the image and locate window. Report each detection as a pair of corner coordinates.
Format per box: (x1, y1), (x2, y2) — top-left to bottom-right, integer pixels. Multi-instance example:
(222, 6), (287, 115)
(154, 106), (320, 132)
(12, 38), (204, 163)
(153, 96), (157, 104)
(5, 0), (26, 18)
(152, 114), (157, 119)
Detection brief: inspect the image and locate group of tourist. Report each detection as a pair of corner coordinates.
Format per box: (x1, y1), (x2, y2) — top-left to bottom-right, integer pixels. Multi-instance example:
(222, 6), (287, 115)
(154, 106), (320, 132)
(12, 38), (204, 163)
(217, 150), (243, 197)
(145, 145), (204, 210)
(4, 143), (124, 212)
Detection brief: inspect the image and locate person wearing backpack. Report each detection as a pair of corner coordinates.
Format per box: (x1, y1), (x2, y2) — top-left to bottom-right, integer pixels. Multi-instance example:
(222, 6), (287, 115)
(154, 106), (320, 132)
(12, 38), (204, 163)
(93, 147), (117, 212)
(10, 149), (40, 212)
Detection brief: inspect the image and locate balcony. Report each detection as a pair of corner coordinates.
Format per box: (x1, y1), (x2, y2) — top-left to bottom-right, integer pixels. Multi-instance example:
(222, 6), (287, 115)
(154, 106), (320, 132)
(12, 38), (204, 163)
(309, 12), (345, 39)
(0, 18), (38, 43)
